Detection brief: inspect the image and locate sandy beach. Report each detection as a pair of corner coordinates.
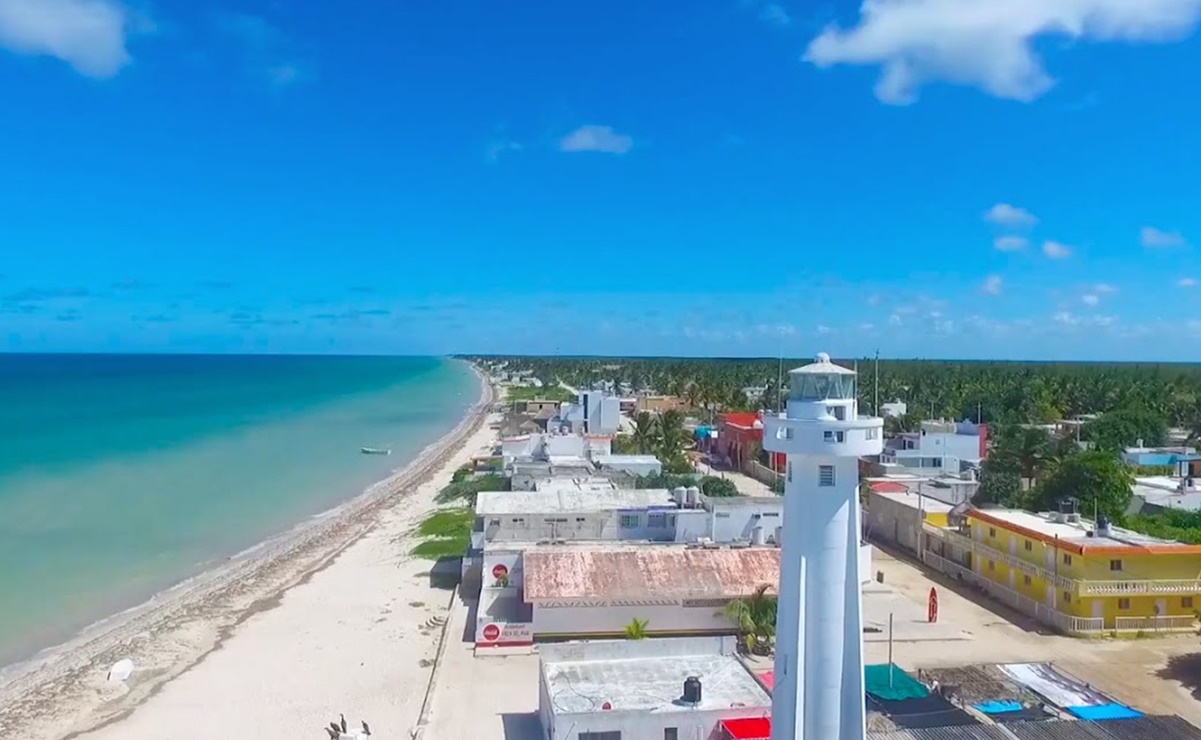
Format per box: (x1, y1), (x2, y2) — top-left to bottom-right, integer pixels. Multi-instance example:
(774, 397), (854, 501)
(0, 369), (497, 740)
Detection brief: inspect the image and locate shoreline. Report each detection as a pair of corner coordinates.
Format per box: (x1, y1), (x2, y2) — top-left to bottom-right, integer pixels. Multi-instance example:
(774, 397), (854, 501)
(0, 365), (494, 738)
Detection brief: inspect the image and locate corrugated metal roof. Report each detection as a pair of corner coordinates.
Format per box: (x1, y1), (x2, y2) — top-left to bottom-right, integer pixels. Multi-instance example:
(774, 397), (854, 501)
(523, 546), (780, 601)
(869, 717), (1201, 740)
(868, 727), (1016, 739)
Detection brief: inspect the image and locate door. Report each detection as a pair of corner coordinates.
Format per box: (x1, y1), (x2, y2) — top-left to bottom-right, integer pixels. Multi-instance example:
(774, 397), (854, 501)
(1091, 600), (1104, 619)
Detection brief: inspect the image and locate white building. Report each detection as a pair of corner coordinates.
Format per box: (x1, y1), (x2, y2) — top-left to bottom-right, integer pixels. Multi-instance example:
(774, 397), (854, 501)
(553, 390), (622, 435)
(539, 637), (772, 740)
(762, 352), (883, 740)
(880, 401), (907, 418)
(592, 453), (663, 477)
(880, 420), (986, 476)
(863, 473), (980, 507)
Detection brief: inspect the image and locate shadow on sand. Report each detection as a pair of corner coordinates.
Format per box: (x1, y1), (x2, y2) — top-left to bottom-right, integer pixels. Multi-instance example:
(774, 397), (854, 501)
(1158, 653), (1201, 700)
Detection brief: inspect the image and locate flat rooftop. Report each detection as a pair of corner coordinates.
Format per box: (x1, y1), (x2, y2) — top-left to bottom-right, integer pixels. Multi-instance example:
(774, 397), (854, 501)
(972, 508), (1188, 550)
(475, 487), (675, 516)
(592, 454), (661, 464)
(544, 653), (770, 716)
(524, 545), (780, 601)
(869, 490), (956, 515)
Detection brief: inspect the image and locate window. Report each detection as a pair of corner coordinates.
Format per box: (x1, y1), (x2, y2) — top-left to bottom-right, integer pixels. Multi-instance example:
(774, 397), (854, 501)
(787, 463), (793, 483)
(988, 560), (995, 571)
(580, 732), (621, 740)
(1109, 559), (1123, 572)
(576, 517), (587, 523)
(665, 729), (679, 740)
(1184, 597), (1194, 609)
(819, 465), (835, 487)
(1063, 554), (1073, 566)
(619, 514), (640, 529)
(489, 519), (501, 527)
(866, 427), (879, 440)
(647, 513), (668, 528)
(823, 430), (845, 443)
(762, 512), (780, 518)
(988, 527), (997, 538)
(1118, 598), (1131, 610)
(1064, 591), (1072, 604)
(1023, 575), (1032, 586)
(1024, 540), (1033, 552)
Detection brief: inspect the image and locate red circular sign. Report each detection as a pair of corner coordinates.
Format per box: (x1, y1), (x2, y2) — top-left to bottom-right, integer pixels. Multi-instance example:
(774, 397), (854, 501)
(482, 623), (501, 641)
(492, 563), (509, 580)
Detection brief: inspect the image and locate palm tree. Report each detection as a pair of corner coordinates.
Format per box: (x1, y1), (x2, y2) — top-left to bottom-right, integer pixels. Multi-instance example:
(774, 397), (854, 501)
(632, 412), (659, 454)
(624, 617), (649, 640)
(657, 409), (689, 462)
(720, 584), (777, 655)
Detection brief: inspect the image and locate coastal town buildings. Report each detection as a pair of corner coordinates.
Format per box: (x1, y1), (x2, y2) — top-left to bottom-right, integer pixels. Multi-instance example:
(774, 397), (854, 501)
(864, 488), (957, 557)
(591, 453), (663, 477)
(918, 500), (1201, 634)
(538, 637), (772, 740)
(552, 389), (622, 435)
(1121, 444), (1198, 467)
(715, 412), (785, 472)
(761, 352), (884, 740)
(879, 420), (988, 476)
(864, 473), (980, 507)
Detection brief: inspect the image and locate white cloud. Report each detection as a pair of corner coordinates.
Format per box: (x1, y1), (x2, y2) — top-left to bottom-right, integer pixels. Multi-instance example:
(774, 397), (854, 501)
(888, 313), (903, 326)
(859, 322), (876, 331)
(1179, 277), (1198, 288)
(804, 0), (1201, 104)
(486, 136), (523, 164)
(559, 125), (633, 154)
(0, 0), (136, 78)
(994, 235), (1029, 252)
(816, 324), (833, 335)
(1141, 226), (1187, 248)
(984, 203), (1038, 228)
(1093, 283), (1118, 295)
(1054, 311), (1079, 327)
(982, 274), (1003, 295)
(755, 323), (797, 336)
(1043, 240), (1073, 259)
(1081, 294), (1100, 307)
(760, 3), (792, 25)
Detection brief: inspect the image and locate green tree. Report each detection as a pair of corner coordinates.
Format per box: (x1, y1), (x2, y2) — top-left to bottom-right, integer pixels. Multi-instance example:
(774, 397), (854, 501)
(700, 476), (739, 497)
(1032, 451), (1134, 523)
(632, 411), (659, 454)
(974, 461), (1024, 508)
(990, 424), (1053, 488)
(720, 584), (777, 655)
(624, 618), (649, 640)
(657, 409), (689, 462)
(1086, 407), (1169, 452)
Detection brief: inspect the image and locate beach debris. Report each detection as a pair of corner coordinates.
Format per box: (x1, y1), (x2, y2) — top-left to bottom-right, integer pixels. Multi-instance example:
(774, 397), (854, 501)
(322, 715), (372, 739)
(106, 658), (135, 683)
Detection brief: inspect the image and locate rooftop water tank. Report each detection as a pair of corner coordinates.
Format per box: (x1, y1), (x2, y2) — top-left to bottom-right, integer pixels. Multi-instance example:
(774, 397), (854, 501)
(673, 487), (687, 506)
(682, 676), (703, 705)
(751, 527), (765, 546)
(686, 486), (701, 508)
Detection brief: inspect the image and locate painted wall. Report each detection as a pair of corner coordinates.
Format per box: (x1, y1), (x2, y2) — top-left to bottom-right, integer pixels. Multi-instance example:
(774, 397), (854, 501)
(708, 501), (785, 543)
(533, 602), (738, 639)
(548, 707), (769, 740)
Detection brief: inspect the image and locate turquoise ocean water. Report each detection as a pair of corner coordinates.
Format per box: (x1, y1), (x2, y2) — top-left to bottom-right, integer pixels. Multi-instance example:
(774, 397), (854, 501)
(0, 355), (476, 667)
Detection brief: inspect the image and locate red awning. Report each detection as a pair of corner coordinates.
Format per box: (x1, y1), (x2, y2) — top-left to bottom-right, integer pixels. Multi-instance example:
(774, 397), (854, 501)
(721, 717), (771, 740)
(870, 481), (909, 493)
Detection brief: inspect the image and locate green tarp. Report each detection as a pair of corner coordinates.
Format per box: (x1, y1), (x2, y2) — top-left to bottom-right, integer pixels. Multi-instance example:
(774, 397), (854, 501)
(864, 664), (930, 701)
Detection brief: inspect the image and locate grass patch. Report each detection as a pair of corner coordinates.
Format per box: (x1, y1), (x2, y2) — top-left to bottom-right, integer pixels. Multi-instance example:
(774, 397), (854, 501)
(411, 506), (473, 560)
(419, 508), (473, 539)
(411, 537), (469, 560)
(506, 385), (575, 403)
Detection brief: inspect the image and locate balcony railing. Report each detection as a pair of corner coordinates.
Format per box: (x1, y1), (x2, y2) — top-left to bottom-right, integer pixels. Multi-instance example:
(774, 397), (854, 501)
(926, 526), (1201, 597)
(921, 551), (1195, 635)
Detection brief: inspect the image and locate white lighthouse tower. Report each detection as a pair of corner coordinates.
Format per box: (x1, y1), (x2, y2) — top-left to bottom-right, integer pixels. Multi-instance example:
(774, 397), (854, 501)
(762, 352), (883, 740)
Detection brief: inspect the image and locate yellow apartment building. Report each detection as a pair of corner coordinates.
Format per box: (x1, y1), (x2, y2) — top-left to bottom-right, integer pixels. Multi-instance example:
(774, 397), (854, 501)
(920, 506), (1201, 635)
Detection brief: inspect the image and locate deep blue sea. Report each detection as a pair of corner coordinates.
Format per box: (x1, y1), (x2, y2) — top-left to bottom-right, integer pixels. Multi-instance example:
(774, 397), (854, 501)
(0, 354), (476, 666)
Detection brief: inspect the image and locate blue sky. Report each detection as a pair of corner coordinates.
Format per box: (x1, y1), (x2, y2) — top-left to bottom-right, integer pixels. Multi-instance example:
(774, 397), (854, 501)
(3, 0), (1201, 359)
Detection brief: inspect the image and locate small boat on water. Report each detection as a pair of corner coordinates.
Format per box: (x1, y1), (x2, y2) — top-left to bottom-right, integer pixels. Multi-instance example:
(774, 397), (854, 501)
(360, 447), (392, 455)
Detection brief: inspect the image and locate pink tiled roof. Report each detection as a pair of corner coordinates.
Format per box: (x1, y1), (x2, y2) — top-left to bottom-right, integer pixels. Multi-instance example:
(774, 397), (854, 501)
(523, 547), (780, 601)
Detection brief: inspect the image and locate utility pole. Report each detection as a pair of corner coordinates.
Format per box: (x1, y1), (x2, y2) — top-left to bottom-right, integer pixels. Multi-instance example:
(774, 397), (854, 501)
(874, 349), (880, 416)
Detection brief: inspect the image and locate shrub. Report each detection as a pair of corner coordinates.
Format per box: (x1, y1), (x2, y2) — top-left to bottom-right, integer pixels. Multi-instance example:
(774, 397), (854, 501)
(700, 476), (739, 497)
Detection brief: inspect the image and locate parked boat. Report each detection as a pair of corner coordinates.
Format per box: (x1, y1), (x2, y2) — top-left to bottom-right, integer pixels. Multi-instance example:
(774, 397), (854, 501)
(360, 447), (392, 455)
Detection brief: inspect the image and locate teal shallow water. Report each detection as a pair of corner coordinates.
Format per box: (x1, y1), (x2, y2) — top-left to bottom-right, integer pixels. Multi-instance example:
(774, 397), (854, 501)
(0, 355), (476, 666)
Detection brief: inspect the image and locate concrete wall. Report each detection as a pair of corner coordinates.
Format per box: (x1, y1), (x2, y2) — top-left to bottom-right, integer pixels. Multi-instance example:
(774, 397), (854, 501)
(549, 706), (769, 740)
(597, 458), (662, 477)
(865, 493), (924, 555)
(708, 501), (784, 543)
(533, 602), (738, 639)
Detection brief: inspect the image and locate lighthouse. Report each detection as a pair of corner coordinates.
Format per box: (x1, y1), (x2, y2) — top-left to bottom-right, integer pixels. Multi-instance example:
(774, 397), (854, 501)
(762, 352), (883, 740)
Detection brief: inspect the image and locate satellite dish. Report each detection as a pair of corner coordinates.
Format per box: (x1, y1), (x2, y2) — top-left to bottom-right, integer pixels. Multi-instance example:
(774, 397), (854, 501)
(107, 658), (134, 683)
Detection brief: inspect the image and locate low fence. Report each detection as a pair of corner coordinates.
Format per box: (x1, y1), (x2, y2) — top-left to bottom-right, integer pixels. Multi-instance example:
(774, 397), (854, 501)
(1114, 615), (1197, 633)
(921, 551), (1103, 636)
